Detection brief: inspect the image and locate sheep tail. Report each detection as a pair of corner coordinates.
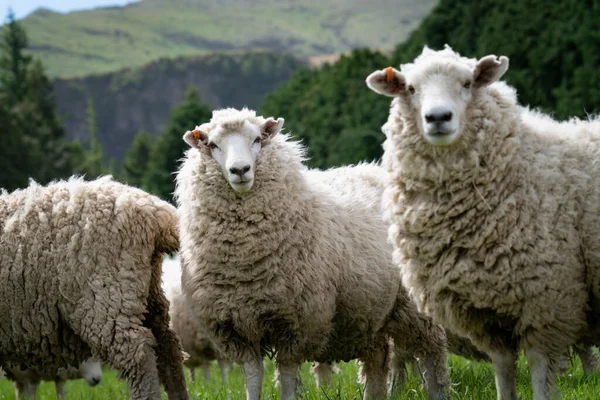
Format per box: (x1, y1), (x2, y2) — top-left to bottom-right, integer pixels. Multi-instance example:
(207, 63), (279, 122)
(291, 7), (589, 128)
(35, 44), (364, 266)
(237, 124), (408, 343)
(154, 204), (180, 255)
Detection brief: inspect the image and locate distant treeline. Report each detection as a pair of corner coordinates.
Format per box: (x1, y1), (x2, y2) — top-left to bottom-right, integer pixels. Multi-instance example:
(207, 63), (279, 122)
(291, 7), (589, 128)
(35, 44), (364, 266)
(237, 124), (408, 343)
(2, 0), (598, 201)
(261, 0), (600, 168)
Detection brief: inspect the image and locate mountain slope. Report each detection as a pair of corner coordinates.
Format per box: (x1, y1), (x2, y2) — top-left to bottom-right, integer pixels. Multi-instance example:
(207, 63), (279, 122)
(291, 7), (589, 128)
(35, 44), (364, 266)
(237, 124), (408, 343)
(20, 0), (436, 78)
(54, 50), (306, 161)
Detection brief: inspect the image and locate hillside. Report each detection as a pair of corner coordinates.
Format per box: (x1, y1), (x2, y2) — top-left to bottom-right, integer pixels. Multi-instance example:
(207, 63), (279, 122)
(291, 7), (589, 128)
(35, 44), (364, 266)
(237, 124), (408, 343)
(54, 50), (306, 162)
(19, 0), (436, 78)
(260, 0), (600, 169)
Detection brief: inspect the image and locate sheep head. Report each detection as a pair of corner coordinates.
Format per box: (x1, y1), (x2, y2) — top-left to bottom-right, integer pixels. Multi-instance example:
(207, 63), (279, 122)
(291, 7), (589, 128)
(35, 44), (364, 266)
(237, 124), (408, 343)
(366, 45), (509, 147)
(78, 358), (102, 387)
(183, 108), (284, 193)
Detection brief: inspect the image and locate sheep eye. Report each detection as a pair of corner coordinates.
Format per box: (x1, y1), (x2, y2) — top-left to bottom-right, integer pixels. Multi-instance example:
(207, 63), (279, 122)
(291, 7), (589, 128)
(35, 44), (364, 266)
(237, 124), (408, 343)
(464, 81), (472, 89)
(408, 85), (416, 95)
(253, 137), (261, 145)
(208, 142), (219, 150)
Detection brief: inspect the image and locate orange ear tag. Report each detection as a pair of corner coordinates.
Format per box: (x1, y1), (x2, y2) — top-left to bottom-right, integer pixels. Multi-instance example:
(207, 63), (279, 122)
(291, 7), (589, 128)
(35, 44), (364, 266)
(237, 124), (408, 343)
(192, 129), (201, 140)
(385, 67), (394, 82)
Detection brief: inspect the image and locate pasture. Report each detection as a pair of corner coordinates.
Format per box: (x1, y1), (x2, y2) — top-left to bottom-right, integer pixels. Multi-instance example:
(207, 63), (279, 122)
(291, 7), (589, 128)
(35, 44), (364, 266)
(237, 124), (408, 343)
(1, 353), (598, 399)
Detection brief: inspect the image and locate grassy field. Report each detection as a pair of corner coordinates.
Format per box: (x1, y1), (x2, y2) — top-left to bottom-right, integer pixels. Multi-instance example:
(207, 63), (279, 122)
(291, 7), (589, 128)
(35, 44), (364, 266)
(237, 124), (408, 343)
(15, 0), (437, 78)
(1, 354), (599, 399)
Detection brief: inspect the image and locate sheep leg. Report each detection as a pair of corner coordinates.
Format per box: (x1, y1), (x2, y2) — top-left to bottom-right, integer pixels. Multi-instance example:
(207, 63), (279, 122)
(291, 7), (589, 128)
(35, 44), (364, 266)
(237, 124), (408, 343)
(188, 367), (196, 384)
(146, 254), (190, 400)
(244, 357), (264, 400)
(75, 317), (163, 399)
(123, 346), (163, 400)
(14, 380), (38, 400)
(490, 351), (517, 400)
(359, 341), (390, 400)
(419, 351), (451, 400)
(202, 362), (211, 383)
(311, 362), (333, 388)
(525, 348), (559, 400)
(276, 364), (298, 400)
(573, 344), (599, 375)
(54, 378), (66, 400)
(385, 290), (450, 399)
(217, 359), (230, 383)
(388, 348), (412, 396)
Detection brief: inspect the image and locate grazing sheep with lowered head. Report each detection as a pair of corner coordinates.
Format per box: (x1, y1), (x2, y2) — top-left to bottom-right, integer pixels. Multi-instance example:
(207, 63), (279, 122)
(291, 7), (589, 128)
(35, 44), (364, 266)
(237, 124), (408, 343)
(4, 358), (102, 400)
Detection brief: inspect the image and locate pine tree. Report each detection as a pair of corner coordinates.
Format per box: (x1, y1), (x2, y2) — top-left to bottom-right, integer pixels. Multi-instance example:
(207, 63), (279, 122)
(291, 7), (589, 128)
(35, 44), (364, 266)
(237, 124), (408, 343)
(0, 100), (29, 190)
(106, 158), (120, 180)
(144, 86), (212, 202)
(0, 9), (31, 104)
(122, 130), (152, 188)
(79, 98), (106, 179)
(0, 10), (78, 190)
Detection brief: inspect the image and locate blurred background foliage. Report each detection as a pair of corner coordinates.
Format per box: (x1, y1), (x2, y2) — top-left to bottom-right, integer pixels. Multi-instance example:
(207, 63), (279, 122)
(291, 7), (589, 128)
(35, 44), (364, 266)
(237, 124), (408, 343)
(0, 0), (598, 199)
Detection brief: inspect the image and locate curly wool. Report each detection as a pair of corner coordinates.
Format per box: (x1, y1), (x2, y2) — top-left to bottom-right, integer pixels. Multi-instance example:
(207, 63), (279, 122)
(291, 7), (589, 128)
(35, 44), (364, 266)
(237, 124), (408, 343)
(177, 133), (396, 363)
(0, 177), (188, 400)
(382, 51), (600, 365)
(163, 255), (230, 380)
(175, 120), (448, 396)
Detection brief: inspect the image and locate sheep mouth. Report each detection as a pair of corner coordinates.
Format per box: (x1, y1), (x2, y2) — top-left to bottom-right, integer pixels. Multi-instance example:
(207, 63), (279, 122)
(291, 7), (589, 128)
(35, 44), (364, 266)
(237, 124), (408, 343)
(230, 179), (254, 193)
(424, 129), (458, 146)
(428, 129), (454, 137)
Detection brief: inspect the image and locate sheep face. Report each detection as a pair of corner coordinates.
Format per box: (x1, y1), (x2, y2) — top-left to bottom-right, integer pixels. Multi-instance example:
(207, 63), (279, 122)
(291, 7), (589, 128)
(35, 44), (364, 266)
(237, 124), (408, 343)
(366, 46), (509, 147)
(78, 359), (102, 386)
(183, 116), (284, 193)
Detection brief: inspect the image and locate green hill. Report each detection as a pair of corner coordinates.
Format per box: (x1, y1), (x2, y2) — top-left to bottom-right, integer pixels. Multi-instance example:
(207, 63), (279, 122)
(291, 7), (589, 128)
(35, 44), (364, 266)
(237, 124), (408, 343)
(18, 0), (436, 78)
(54, 50), (306, 162)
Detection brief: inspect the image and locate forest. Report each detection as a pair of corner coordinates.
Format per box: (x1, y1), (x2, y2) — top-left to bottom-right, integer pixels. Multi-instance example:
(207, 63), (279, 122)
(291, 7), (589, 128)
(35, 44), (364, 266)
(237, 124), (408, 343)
(1, 0), (598, 202)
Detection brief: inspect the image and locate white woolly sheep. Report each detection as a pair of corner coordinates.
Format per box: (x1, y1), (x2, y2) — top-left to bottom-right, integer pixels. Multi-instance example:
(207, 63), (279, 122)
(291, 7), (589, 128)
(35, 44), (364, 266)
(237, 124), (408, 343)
(366, 45), (600, 399)
(0, 177), (188, 400)
(162, 255), (231, 384)
(4, 358), (102, 400)
(175, 107), (450, 400)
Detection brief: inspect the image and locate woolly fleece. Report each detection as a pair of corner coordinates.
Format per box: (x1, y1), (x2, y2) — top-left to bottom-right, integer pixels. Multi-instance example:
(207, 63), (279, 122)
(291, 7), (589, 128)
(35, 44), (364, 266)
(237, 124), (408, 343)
(163, 255), (230, 383)
(378, 46), (600, 395)
(0, 177), (188, 400)
(175, 108), (450, 399)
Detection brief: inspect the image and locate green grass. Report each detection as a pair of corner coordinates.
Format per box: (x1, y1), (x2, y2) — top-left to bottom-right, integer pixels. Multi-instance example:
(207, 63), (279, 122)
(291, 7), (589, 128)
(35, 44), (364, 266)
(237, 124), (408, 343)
(14, 0), (437, 78)
(2, 354), (599, 399)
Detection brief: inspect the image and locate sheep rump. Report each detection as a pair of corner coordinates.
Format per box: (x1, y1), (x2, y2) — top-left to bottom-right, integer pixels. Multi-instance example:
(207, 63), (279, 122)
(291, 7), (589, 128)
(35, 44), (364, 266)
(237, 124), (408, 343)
(0, 176), (188, 400)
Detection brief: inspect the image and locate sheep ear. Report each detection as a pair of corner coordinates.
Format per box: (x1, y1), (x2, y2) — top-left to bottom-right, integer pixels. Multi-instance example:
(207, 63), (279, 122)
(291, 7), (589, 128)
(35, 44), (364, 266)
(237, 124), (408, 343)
(261, 117), (284, 139)
(366, 67), (406, 97)
(183, 126), (208, 149)
(474, 55), (509, 88)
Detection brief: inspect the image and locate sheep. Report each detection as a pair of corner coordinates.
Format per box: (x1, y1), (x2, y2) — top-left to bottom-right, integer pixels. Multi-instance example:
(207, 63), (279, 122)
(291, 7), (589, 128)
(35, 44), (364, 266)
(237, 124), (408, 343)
(310, 362), (340, 388)
(0, 176), (189, 400)
(162, 255), (231, 384)
(366, 45), (600, 399)
(175, 107), (450, 400)
(4, 358), (102, 400)
(389, 334), (598, 391)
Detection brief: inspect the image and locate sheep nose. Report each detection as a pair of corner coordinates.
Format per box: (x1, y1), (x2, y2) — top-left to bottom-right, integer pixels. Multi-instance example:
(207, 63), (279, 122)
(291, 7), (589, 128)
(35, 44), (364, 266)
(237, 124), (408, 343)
(229, 165), (251, 176)
(425, 111), (453, 123)
(89, 377), (101, 386)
